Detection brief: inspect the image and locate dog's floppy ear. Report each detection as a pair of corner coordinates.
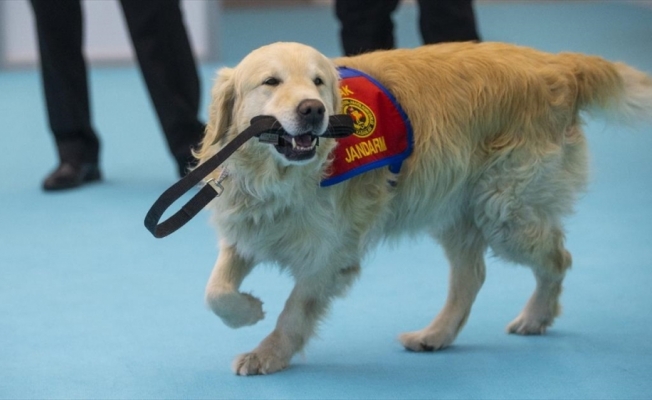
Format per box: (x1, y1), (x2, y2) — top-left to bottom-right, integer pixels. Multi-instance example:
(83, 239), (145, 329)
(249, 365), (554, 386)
(329, 61), (342, 113)
(194, 67), (236, 163)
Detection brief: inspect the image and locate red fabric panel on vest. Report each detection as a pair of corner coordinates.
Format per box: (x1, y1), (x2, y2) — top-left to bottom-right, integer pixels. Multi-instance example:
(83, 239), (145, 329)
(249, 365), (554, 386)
(322, 67), (413, 187)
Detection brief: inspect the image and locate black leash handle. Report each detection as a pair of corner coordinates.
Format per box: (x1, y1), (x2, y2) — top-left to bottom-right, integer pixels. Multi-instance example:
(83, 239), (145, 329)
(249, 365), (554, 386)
(326, 114), (357, 138)
(144, 114), (354, 238)
(144, 116), (278, 238)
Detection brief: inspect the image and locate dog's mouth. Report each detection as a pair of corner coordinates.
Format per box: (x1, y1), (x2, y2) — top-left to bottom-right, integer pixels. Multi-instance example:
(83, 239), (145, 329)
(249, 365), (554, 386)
(273, 133), (319, 161)
(253, 113), (355, 162)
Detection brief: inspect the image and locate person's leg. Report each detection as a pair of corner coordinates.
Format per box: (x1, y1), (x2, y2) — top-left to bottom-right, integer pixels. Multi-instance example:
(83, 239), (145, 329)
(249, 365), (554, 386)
(335, 0), (400, 56)
(119, 0), (204, 176)
(30, 0), (101, 190)
(416, 0), (481, 44)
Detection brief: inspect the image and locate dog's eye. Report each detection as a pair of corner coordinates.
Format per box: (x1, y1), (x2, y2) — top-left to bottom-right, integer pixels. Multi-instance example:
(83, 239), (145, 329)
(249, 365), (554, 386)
(313, 77), (324, 86)
(263, 77), (281, 86)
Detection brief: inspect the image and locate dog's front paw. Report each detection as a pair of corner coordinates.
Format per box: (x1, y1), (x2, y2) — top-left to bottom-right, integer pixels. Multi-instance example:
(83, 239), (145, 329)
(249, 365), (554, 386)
(506, 312), (552, 335)
(206, 291), (265, 328)
(399, 329), (456, 352)
(232, 351), (289, 376)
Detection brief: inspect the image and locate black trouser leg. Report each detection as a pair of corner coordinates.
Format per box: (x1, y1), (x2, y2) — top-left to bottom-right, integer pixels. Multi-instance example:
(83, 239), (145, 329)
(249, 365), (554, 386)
(335, 0), (401, 56)
(29, 0), (99, 164)
(416, 0), (481, 44)
(119, 0), (204, 173)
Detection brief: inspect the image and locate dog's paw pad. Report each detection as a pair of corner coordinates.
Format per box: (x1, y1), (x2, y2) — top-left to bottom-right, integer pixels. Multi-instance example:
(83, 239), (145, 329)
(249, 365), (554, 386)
(506, 314), (551, 335)
(207, 291), (265, 328)
(232, 351), (288, 376)
(399, 330), (452, 352)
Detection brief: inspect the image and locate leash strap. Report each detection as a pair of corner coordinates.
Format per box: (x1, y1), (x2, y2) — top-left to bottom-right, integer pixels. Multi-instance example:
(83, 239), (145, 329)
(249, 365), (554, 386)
(144, 114), (353, 238)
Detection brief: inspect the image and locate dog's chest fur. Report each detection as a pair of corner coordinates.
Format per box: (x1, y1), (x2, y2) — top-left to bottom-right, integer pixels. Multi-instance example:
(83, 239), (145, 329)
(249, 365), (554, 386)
(211, 170), (361, 275)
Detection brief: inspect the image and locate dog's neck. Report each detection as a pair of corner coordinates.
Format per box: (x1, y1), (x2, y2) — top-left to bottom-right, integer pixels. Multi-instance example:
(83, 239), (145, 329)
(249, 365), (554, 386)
(224, 151), (326, 202)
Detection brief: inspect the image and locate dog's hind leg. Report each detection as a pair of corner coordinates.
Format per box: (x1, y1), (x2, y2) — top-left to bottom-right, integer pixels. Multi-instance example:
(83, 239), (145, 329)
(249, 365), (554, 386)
(400, 220), (487, 351)
(205, 240), (263, 328)
(476, 184), (572, 334)
(501, 227), (571, 335)
(474, 135), (584, 335)
(233, 263), (361, 375)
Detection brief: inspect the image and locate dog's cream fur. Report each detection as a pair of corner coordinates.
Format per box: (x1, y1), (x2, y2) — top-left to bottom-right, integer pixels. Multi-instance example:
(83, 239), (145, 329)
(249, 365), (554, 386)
(194, 42), (652, 375)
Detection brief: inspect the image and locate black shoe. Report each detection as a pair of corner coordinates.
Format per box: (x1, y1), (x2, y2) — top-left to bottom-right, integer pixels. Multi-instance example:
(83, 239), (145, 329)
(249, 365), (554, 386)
(42, 162), (102, 191)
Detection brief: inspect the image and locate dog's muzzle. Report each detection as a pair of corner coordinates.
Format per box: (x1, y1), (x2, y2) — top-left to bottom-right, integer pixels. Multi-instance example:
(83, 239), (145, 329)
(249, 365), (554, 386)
(256, 99), (337, 161)
(257, 111), (354, 161)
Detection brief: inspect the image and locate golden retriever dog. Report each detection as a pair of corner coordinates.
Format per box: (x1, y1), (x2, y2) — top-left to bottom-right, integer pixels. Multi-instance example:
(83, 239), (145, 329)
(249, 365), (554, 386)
(194, 41), (652, 375)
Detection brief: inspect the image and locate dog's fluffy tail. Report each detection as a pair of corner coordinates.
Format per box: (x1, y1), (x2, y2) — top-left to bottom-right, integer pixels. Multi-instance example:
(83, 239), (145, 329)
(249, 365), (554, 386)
(570, 54), (652, 125)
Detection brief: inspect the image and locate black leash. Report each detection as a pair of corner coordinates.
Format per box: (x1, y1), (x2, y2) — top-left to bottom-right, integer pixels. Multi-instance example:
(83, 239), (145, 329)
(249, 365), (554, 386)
(144, 114), (354, 238)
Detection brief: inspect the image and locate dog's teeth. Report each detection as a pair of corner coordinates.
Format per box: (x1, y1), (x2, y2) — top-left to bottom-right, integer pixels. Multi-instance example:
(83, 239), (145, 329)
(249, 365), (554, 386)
(288, 136), (316, 152)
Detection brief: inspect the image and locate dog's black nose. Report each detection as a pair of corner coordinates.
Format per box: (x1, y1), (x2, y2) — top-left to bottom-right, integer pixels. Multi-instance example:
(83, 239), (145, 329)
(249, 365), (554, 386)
(297, 99), (325, 126)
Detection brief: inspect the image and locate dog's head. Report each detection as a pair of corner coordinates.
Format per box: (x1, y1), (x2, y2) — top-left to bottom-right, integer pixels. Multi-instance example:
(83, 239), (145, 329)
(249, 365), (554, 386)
(196, 42), (341, 169)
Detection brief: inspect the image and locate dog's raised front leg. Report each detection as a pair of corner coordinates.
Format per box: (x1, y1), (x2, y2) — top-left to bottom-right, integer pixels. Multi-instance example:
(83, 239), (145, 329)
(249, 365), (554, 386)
(400, 222), (486, 351)
(233, 264), (360, 375)
(205, 240), (263, 328)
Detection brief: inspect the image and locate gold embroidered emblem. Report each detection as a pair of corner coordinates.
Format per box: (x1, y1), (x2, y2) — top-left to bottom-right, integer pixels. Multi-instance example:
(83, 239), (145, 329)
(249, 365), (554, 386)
(342, 98), (376, 138)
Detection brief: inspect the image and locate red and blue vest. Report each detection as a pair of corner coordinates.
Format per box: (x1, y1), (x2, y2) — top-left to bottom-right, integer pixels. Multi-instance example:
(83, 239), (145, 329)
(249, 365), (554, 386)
(322, 67), (414, 187)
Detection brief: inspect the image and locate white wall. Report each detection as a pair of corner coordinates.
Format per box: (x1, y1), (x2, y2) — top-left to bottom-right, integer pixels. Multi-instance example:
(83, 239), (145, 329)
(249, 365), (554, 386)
(0, 0), (220, 68)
